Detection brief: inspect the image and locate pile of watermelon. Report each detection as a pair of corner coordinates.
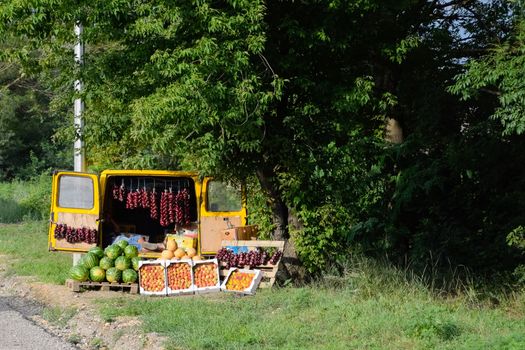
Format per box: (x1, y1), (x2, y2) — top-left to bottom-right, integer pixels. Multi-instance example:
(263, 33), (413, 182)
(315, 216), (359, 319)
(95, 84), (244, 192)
(69, 240), (140, 284)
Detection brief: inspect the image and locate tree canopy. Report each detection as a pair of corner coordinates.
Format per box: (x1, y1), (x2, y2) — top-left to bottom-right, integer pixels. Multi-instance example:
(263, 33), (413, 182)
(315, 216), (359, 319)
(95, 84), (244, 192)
(1, 0), (524, 276)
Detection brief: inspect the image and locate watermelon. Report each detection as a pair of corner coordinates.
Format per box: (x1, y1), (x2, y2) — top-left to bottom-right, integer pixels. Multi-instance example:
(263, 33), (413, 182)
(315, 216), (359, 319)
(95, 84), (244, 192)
(88, 246), (104, 259)
(89, 266), (106, 282)
(99, 257), (114, 270)
(106, 267), (121, 283)
(122, 269), (138, 283)
(81, 253), (99, 270)
(116, 239), (129, 250)
(104, 244), (122, 259)
(131, 256), (140, 271)
(124, 245), (139, 259)
(115, 256), (131, 271)
(69, 265), (89, 282)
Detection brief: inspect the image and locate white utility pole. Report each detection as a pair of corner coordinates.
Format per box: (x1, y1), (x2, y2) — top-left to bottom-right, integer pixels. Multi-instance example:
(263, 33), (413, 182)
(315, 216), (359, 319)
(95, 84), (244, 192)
(74, 22), (85, 173)
(73, 22), (85, 266)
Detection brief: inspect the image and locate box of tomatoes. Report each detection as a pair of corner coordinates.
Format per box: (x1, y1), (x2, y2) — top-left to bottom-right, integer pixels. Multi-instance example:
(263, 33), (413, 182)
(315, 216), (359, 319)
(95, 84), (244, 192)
(192, 259), (221, 294)
(138, 260), (167, 296)
(166, 259), (194, 296)
(221, 268), (263, 295)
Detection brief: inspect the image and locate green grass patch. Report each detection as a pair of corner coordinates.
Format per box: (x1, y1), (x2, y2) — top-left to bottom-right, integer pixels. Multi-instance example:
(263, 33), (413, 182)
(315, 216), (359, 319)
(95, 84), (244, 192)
(98, 270), (525, 350)
(0, 175), (51, 223)
(0, 221), (71, 284)
(42, 306), (77, 327)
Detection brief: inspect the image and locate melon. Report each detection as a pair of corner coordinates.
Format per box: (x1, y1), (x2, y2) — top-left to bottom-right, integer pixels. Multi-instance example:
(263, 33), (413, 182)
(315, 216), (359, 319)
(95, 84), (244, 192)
(131, 256), (140, 271)
(124, 245), (139, 259)
(81, 253), (99, 270)
(106, 267), (122, 283)
(89, 246), (104, 259)
(90, 266), (106, 282)
(181, 254), (190, 260)
(105, 245), (122, 259)
(174, 248), (185, 259)
(192, 255), (204, 261)
(186, 247), (197, 258)
(99, 257), (114, 270)
(122, 269), (138, 283)
(161, 250), (174, 260)
(166, 240), (178, 252)
(115, 256), (131, 271)
(69, 265), (89, 282)
(116, 239), (129, 250)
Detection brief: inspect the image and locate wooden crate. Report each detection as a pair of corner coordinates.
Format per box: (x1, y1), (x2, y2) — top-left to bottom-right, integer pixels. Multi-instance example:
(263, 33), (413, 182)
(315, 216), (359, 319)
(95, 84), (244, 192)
(66, 279), (139, 294)
(219, 240), (285, 288)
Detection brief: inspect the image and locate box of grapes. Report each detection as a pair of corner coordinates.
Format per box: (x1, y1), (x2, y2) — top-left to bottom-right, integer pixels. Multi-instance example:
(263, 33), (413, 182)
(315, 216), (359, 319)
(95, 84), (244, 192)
(138, 260), (167, 296)
(220, 268), (263, 295)
(166, 260), (194, 296)
(192, 259), (221, 294)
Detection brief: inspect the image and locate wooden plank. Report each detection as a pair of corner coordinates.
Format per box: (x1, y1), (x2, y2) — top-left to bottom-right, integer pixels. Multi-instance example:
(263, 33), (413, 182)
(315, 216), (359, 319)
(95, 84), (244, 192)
(259, 281), (271, 288)
(221, 240), (285, 249)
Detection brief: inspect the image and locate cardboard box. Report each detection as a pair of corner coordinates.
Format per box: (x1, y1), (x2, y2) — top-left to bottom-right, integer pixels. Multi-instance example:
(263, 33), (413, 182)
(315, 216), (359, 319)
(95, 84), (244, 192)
(192, 259), (221, 294)
(220, 225), (259, 241)
(165, 234), (197, 250)
(166, 260), (194, 296)
(221, 268), (263, 295)
(138, 260), (167, 296)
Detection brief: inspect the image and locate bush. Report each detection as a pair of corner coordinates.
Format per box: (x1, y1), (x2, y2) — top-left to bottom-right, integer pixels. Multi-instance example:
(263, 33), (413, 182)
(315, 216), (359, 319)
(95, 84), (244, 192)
(0, 174), (51, 223)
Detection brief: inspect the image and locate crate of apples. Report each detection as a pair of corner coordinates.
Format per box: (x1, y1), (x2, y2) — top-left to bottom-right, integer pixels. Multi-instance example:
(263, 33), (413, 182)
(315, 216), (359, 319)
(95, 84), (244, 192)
(166, 260), (194, 295)
(138, 261), (167, 295)
(192, 259), (220, 294)
(221, 268), (263, 295)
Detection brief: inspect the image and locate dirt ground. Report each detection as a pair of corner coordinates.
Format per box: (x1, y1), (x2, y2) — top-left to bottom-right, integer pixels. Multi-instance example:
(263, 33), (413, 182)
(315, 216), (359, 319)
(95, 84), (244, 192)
(0, 255), (167, 350)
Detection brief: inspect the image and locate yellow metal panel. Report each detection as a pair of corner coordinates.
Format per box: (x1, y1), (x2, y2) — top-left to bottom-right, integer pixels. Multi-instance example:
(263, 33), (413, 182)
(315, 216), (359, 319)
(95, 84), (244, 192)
(48, 171), (101, 252)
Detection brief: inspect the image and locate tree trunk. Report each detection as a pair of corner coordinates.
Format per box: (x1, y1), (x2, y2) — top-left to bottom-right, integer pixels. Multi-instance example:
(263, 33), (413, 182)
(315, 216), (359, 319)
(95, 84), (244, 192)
(256, 167), (307, 283)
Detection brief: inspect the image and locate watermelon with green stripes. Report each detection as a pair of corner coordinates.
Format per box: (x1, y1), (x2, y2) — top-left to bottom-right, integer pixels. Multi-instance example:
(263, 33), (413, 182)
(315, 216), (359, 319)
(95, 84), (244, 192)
(89, 266), (106, 282)
(69, 265), (89, 282)
(122, 269), (138, 283)
(124, 245), (139, 259)
(104, 245), (122, 259)
(115, 256), (131, 271)
(99, 257), (114, 270)
(81, 253), (99, 270)
(88, 246), (104, 259)
(106, 267), (121, 283)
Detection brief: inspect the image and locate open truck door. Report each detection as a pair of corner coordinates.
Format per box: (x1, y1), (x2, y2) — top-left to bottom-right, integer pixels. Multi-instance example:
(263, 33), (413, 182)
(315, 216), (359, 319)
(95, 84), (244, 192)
(48, 171), (101, 252)
(199, 178), (247, 255)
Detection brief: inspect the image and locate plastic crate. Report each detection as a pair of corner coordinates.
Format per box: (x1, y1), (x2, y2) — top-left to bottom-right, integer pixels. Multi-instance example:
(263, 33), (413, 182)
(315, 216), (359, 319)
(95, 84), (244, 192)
(192, 259), (221, 294)
(220, 268), (263, 295)
(166, 260), (194, 296)
(138, 260), (167, 296)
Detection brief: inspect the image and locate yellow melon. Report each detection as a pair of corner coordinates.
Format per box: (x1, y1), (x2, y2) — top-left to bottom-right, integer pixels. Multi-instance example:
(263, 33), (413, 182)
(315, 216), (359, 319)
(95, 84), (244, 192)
(166, 240), (178, 252)
(181, 254), (190, 260)
(192, 255), (204, 261)
(186, 247), (197, 258)
(161, 249), (174, 260)
(174, 248), (185, 259)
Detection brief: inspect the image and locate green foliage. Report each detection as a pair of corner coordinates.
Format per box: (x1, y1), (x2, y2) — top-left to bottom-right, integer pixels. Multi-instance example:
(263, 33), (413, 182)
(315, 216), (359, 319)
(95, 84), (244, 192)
(0, 174), (52, 222)
(450, 21), (525, 135)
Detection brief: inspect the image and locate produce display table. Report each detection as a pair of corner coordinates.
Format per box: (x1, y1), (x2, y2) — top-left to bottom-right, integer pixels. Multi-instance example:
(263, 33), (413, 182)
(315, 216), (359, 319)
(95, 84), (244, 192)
(219, 240), (285, 288)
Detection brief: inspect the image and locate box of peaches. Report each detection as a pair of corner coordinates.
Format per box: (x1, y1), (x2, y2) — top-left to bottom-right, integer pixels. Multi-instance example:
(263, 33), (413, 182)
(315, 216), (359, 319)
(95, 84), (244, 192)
(221, 268), (263, 295)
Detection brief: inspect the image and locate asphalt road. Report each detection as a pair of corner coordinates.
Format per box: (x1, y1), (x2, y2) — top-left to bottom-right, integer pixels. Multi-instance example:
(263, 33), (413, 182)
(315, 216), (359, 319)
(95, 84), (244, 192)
(0, 296), (77, 350)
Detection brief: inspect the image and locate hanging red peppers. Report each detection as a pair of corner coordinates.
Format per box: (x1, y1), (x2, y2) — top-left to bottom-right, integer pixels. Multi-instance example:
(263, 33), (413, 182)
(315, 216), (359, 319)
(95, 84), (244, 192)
(159, 190), (169, 227)
(150, 189), (158, 220)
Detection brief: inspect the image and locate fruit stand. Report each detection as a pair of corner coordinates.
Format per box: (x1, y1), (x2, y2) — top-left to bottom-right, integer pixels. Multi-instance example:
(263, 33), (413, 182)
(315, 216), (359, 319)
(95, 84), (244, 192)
(66, 238), (284, 296)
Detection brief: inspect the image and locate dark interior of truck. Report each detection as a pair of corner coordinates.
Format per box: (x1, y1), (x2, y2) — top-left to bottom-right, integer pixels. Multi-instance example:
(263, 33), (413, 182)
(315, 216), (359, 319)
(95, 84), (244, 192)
(101, 176), (198, 248)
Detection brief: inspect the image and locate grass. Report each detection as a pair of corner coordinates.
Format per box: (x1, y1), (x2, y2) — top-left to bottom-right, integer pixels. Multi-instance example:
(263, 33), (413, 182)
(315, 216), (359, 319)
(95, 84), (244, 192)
(0, 175), (51, 223)
(1, 221), (524, 349)
(0, 221), (71, 284)
(42, 306), (77, 327)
